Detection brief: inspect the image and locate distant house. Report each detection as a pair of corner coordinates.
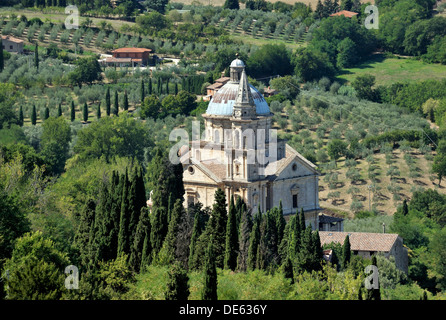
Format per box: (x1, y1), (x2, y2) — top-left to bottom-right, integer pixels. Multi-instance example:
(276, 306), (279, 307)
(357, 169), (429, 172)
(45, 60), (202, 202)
(1, 35), (24, 54)
(105, 47), (152, 67)
(318, 214), (344, 232)
(329, 10), (359, 18)
(204, 76), (231, 101)
(319, 231), (409, 273)
(263, 86), (277, 97)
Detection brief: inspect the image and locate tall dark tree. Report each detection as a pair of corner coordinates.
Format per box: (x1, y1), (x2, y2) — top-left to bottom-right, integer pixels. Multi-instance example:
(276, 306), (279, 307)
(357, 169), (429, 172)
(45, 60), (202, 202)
(57, 103), (62, 117)
(96, 103), (101, 120)
(247, 208), (261, 270)
(141, 79), (145, 105)
(43, 106), (49, 120)
(74, 199), (96, 269)
(105, 87), (111, 116)
(70, 101), (75, 122)
(123, 90), (129, 111)
(224, 195), (239, 271)
(237, 205), (252, 272)
(342, 235), (351, 269)
(148, 78), (152, 95)
(31, 105), (37, 125)
(165, 262), (190, 300)
(34, 42), (39, 70)
(282, 257), (294, 284)
(210, 189), (228, 268)
(402, 199), (409, 216)
(158, 199), (186, 265)
(0, 38), (3, 72)
(202, 238), (218, 300)
(129, 207), (150, 272)
(18, 106), (24, 126)
(83, 102), (88, 122)
(365, 255), (381, 300)
(117, 170), (131, 256)
(223, 0), (239, 9)
(113, 90), (119, 116)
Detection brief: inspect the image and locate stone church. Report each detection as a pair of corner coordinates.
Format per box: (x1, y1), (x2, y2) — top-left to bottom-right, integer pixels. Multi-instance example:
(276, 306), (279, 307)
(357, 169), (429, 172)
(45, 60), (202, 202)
(181, 58), (321, 229)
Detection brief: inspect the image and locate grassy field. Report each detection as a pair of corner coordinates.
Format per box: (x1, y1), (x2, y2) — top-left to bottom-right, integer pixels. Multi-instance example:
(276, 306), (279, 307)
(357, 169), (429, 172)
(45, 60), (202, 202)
(337, 53), (446, 86)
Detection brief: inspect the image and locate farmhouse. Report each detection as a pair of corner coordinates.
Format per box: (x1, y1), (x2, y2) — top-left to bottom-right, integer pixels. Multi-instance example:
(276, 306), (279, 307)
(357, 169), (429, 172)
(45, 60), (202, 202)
(319, 231), (409, 273)
(105, 47), (152, 67)
(181, 57), (322, 228)
(329, 10), (359, 18)
(1, 35), (24, 54)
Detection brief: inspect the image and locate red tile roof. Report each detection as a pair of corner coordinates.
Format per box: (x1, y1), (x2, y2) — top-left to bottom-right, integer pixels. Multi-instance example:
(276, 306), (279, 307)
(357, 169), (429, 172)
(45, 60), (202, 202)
(1, 35), (23, 43)
(330, 10), (359, 18)
(111, 47), (152, 53)
(319, 231), (399, 252)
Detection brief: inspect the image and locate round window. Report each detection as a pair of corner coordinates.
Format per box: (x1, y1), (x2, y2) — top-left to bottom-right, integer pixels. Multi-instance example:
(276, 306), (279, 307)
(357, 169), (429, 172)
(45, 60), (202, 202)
(188, 166), (195, 174)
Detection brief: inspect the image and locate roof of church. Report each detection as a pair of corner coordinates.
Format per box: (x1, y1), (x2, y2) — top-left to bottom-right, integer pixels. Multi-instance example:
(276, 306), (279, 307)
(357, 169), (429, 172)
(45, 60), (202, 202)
(205, 58), (270, 117)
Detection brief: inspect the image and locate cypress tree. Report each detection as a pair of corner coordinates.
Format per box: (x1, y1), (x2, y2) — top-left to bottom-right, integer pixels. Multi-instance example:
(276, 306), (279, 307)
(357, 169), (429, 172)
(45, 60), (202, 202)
(83, 102), (88, 122)
(287, 212), (301, 262)
(117, 170), (131, 256)
(282, 257), (294, 284)
(365, 255), (381, 300)
(129, 207), (150, 272)
(31, 105), (37, 125)
(105, 87), (111, 116)
(113, 90), (119, 116)
(247, 209), (261, 270)
(210, 188), (227, 268)
(141, 79), (145, 104)
(311, 230), (323, 271)
(123, 90), (129, 111)
(165, 262), (190, 300)
(127, 167), (146, 247)
(44, 106), (49, 120)
(224, 195), (239, 271)
(0, 38), (4, 72)
(402, 199), (408, 216)
(342, 235), (351, 269)
(166, 77), (170, 94)
(140, 229), (153, 272)
(299, 208), (306, 232)
(34, 42), (39, 70)
(202, 238), (218, 300)
(18, 106), (24, 126)
(236, 204), (252, 272)
(91, 181), (113, 265)
(70, 101), (75, 122)
(57, 103), (62, 117)
(276, 201), (286, 253)
(189, 212), (201, 270)
(96, 102), (101, 120)
(157, 78), (162, 95)
(296, 226), (314, 273)
(74, 199), (96, 269)
(174, 82), (178, 95)
(158, 199), (185, 265)
(150, 205), (168, 260)
(148, 78), (152, 95)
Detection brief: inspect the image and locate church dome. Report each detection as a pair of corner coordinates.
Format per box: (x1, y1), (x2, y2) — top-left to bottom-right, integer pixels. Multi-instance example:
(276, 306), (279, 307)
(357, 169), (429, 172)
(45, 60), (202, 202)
(205, 82), (270, 116)
(230, 58), (245, 68)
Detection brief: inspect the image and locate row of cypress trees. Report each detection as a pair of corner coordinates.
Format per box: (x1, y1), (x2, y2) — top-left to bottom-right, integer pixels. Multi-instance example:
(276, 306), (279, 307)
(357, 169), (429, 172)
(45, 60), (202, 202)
(73, 166), (148, 273)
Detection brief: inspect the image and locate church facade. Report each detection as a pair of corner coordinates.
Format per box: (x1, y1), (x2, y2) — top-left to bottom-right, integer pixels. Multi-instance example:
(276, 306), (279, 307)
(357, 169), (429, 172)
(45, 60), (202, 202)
(181, 58), (321, 229)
